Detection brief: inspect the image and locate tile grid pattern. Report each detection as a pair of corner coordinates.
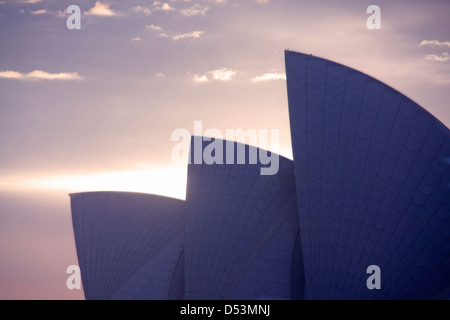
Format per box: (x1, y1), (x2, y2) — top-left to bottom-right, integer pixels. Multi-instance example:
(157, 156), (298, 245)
(71, 192), (185, 300)
(184, 138), (303, 299)
(286, 50), (450, 300)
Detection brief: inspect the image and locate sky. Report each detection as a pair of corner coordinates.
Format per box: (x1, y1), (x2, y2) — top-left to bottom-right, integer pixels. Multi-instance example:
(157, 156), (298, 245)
(0, 0), (449, 299)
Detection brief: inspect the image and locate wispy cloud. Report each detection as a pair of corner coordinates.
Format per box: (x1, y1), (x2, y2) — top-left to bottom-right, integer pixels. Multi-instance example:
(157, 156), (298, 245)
(146, 24), (203, 41)
(252, 72), (286, 83)
(192, 74), (209, 83)
(0, 71), (23, 79)
(153, 1), (175, 12)
(146, 24), (163, 31)
(173, 30), (204, 40)
(30, 9), (47, 15)
(189, 68), (236, 83)
(180, 4), (209, 16)
(210, 68), (236, 81)
(0, 70), (83, 81)
(85, 1), (117, 16)
(161, 3), (174, 11)
(133, 5), (151, 15)
(130, 37), (142, 42)
(419, 40), (450, 47)
(3, 0), (43, 3)
(425, 52), (449, 62)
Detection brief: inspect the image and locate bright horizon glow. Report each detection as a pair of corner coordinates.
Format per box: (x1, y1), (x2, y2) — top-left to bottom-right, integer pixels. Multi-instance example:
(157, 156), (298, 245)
(0, 143), (293, 199)
(1, 165), (188, 200)
(0, 139), (293, 201)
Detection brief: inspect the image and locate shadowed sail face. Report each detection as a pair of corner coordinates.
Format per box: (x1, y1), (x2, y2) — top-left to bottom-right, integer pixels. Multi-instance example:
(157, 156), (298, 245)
(184, 137), (304, 300)
(70, 192), (185, 300)
(285, 50), (450, 300)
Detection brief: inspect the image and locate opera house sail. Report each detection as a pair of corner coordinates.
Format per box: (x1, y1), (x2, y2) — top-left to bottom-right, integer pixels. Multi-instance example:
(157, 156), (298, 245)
(70, 139), (304, 300)
(285, 51), (449, 300)
(70, 50), (449, 300)
(70, 192), (185, 300)
(184, 137), (304, 300)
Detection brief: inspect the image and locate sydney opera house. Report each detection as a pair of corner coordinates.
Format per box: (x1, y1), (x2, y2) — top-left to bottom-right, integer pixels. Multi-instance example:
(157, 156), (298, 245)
(70, 51), (450, 300)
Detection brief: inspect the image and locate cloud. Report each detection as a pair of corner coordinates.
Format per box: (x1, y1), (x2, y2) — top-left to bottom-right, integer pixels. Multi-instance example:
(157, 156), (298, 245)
(190, 68), (236, 83)
(180, 4), (209, 16)
(146, 24), (170, 38)
(147, 24), (203, 41)
(425, 52), (449, 62)
(30, 9), (47, 15)
(0, 71), (23, 79)
(153, 2), (175, 12)
(419, 40), (450, 47)
(85, 1), (117, 16)
(0, 70), (83, 81)
(155, 73), (166, 78)
(133, 5), (151, 15)
(252, 72), (286, 83)
(146, 24), (163, 31)
(192, 74), (208, 83)
(4, 0), (43, 3)
(173, 30), (204, 40)
(130, 37), (142, 42)
(210, 68), (236, 81)
(189, 68), (237, 83)
(161, 3), (174, 11)
(56, 9), (66, 17)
